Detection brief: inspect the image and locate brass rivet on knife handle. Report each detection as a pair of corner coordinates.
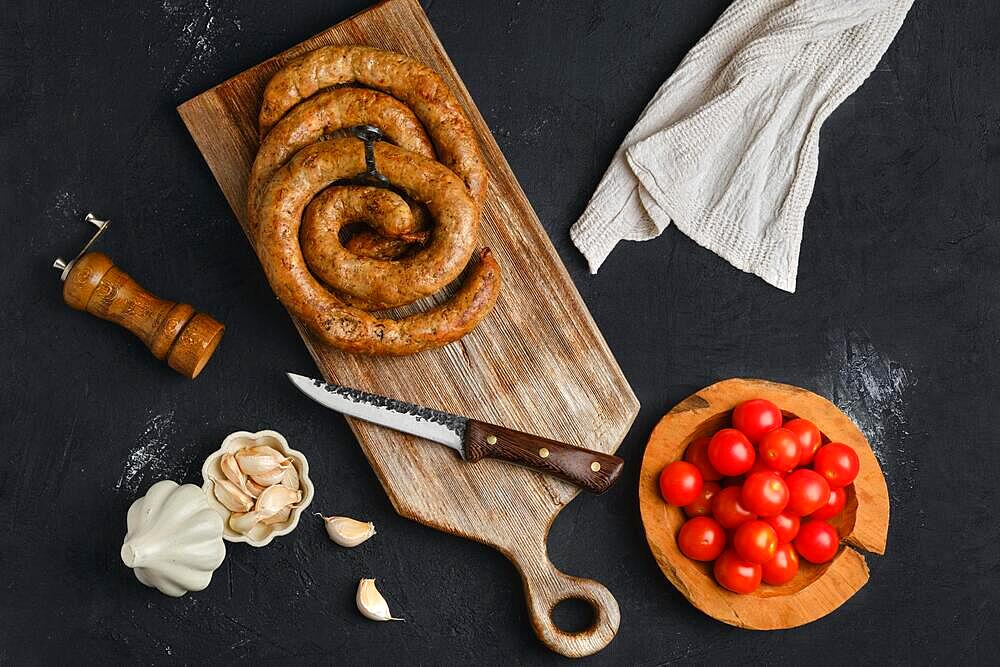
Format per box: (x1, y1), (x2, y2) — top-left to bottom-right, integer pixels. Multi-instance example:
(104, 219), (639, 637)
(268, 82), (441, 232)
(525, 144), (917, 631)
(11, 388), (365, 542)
(464, 420), (624, 494)
(54, 214), (224, 379)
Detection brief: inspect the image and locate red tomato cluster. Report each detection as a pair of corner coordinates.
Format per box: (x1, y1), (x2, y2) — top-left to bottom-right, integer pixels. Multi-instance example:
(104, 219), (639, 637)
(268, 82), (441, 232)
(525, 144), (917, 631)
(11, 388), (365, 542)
(659, 398), (860, 595)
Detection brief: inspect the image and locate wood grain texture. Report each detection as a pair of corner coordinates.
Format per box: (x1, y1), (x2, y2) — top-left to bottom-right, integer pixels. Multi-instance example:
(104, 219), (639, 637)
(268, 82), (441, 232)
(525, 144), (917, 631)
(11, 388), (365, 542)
(465, 419), (625, 494)
(62, 252), (224, 379)
(177, 0), (638, 657)
(639, 378), (889, 630)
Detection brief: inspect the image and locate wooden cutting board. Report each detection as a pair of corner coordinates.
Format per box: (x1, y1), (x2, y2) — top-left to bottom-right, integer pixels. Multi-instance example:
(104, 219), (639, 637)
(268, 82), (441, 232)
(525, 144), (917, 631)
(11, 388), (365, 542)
(177, 0), (638, 657)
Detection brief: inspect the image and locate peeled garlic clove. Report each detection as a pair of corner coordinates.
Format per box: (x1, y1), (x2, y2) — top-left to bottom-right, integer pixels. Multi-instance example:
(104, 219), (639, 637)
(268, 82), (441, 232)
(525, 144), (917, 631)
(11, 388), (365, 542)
(356, 578), (402, 621)
(250, 466), (288, 487)
(254, 484), (302, 520)
(220, 453), (248, 492)
(244, 477), (266, 498)
(262, 505), (292, 526)
(280, 465), (300, 491)
(316, 514), (376, 547)
(229, 511), (262, 534)
(235, 446), (290, 476)
(211, 477), (254, 513)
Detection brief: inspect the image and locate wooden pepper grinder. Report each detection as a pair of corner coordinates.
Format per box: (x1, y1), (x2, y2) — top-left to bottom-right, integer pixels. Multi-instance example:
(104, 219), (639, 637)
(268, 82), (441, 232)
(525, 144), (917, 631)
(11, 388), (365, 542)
(53, 213), (224, 379)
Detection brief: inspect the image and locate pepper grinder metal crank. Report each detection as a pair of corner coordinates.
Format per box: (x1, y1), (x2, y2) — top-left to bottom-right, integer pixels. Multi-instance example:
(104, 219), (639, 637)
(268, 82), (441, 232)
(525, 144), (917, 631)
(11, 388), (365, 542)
(53, 213), (224, 379)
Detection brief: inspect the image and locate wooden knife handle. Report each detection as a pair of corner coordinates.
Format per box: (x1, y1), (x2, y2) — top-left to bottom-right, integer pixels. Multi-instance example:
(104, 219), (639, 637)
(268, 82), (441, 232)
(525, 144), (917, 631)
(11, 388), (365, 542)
(464, 420), (624, 494)
(62, 251), (224, 379)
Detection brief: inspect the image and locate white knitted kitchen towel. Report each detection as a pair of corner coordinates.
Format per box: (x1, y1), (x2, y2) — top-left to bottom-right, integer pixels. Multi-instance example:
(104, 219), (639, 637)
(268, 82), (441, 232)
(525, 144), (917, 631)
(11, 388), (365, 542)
(570, 0), (913, 291)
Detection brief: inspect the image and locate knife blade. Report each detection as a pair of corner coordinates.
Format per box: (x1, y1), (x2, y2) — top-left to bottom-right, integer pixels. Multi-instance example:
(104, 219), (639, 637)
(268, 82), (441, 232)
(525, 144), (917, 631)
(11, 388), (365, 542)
(287, 373), (624, 494)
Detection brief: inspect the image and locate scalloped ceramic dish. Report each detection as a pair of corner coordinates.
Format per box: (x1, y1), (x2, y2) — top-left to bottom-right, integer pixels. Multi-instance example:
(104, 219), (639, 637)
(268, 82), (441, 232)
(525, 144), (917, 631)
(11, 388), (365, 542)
(201, 430), (315, 547)
(639, 378), (890, 629)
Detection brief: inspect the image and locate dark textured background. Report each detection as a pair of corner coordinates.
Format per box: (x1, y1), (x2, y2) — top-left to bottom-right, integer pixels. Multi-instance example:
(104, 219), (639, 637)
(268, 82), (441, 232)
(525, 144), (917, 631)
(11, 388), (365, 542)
(2, 1), (998, 664)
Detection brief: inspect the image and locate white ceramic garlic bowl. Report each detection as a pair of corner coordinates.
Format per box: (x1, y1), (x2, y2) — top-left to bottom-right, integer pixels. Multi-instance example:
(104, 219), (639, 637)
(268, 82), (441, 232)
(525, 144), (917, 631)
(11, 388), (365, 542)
(201, 430), (314, 547)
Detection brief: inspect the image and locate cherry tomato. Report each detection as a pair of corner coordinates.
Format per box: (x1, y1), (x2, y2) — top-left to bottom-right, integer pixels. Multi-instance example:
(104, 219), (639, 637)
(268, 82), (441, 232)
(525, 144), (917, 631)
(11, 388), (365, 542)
(684, 481), (721, 518)
(812, 443), (860, 488)
(711, 486), (756, 530)
(677, 516), (727, 561)
(810, 486), (847, 521)
(731, 399), (782, 444)
(761, 542), (799, 585)
(713, 549), (762, 594)
(794, 520), (839, 563)
(732, 520), (778, 564)
(758, 428), (800, 472)
(785, 418), (823, 466)
(762, 511), (800, 543)
(683, 437), (722, 481)
(708, 429), (755, 476)
(659, 461), (703, 506)
(748, 457), (785, 478)
(740, 472), (789, 517)
(784, 469), (831, 516)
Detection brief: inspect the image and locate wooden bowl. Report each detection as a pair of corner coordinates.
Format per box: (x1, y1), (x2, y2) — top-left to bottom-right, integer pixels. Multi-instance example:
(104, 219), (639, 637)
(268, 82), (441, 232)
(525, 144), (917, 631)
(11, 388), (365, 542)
(639, 378), (889, 629)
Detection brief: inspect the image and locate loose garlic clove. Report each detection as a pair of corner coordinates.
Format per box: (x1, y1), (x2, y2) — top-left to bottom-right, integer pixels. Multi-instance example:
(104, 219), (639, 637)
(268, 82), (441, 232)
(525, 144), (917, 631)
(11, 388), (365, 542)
(220, 453), (248, 492)
(254, 484), (302, 520)
(356, 578), (402, 621)
(211, 477), (254, 513)
(244, 477), (266, 498)
(280, 465), (300, 491)
(229, 511), (262, 534)
(235, 446), (290, 476)
(315, 514), (376, 547)
(250, 466), (288, 487)
(262, 505), (292, 526)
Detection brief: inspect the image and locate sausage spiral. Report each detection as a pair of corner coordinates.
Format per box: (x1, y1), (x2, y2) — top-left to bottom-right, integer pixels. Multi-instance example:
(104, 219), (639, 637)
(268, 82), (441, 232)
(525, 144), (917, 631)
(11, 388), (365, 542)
(249, 46), (500, 355)
(258, 45), (488, 206)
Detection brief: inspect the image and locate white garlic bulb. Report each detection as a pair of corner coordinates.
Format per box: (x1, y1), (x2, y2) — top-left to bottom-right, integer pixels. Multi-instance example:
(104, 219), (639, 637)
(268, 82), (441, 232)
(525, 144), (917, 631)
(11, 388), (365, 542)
(356, 578), (402, 621)
(121, 481), (226, 597)
(316, 514), (376, 547)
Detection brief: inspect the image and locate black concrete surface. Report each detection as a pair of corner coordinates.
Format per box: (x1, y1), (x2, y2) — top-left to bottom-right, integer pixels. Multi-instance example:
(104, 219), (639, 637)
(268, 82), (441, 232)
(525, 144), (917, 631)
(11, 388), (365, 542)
(2, 1), (998, 663)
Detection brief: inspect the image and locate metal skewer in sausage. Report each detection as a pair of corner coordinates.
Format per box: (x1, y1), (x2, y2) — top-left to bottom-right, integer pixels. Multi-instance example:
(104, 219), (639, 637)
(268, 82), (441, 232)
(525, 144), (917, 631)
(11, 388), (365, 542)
(248, 87), (435, 240)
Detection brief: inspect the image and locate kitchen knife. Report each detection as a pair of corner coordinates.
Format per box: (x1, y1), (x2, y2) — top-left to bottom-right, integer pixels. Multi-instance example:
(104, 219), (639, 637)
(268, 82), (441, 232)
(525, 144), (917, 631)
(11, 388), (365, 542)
(287, 373), (624, 494)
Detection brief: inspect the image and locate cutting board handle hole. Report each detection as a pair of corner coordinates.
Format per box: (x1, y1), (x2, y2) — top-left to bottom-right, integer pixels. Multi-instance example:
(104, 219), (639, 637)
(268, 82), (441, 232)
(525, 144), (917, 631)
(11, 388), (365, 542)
(550, 597), (596, 635)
